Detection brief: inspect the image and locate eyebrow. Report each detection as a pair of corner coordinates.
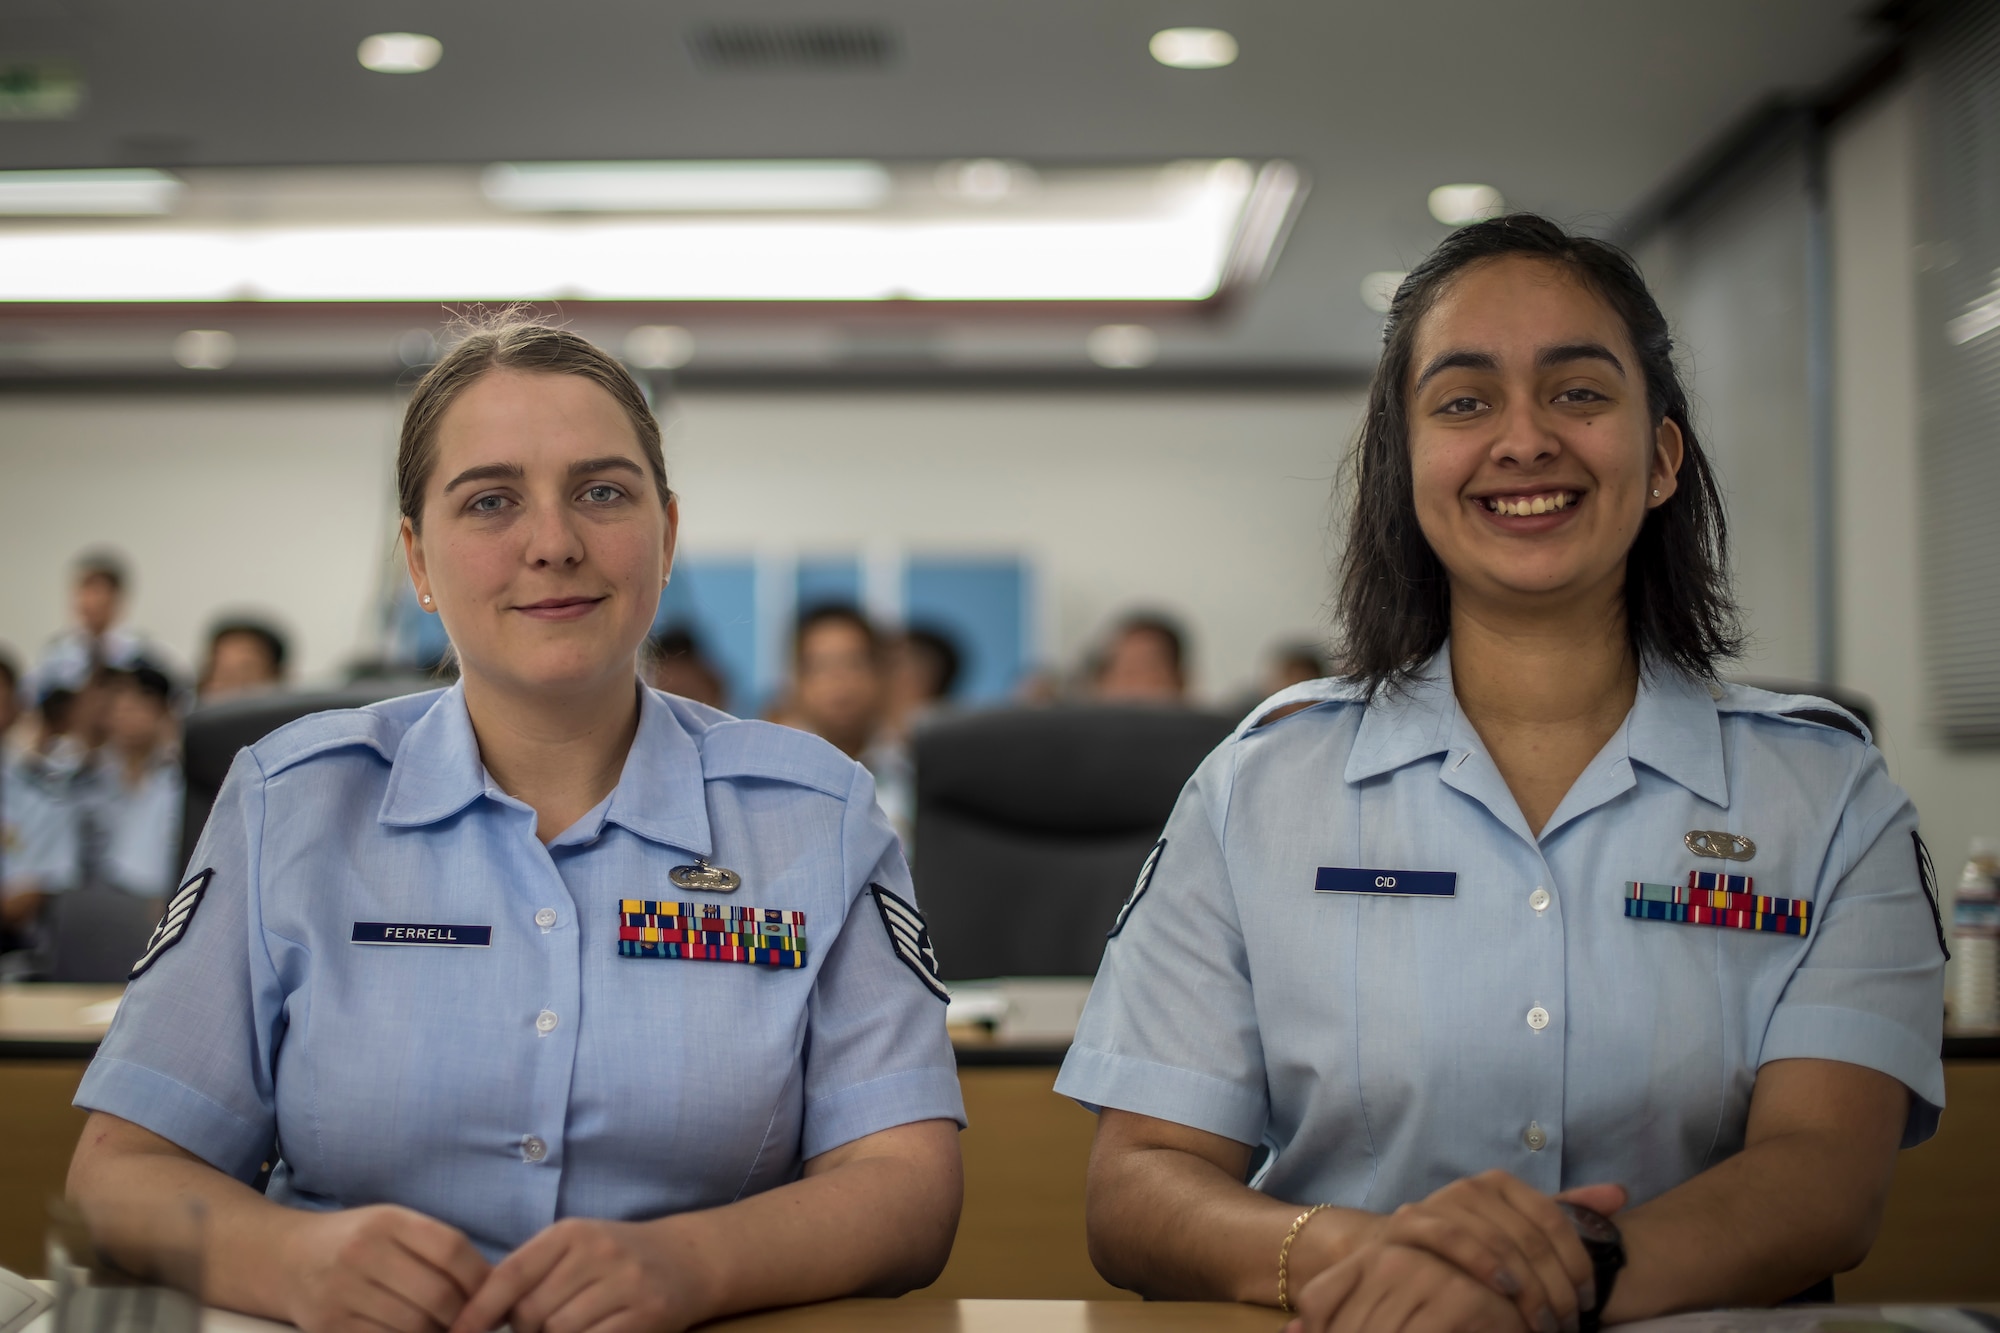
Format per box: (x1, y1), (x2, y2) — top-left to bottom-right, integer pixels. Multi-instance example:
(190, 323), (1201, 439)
(1412, 341), (1627, 393)
(441, 456), (646, 494)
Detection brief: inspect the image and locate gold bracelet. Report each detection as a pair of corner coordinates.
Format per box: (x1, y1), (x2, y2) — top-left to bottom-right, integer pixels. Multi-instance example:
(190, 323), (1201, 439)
(1277, 1203), (1331, 1313)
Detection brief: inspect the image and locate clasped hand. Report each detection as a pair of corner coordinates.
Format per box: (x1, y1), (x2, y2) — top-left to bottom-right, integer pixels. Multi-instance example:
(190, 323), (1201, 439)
(282, 1206), (694, 1333)
(1286, 1172), (1628, 1333)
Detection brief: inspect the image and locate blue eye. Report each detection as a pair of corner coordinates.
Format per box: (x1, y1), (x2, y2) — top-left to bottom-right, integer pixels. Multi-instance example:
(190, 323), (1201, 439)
(469, 494), (507, 513)
(582, 484), (624, 504)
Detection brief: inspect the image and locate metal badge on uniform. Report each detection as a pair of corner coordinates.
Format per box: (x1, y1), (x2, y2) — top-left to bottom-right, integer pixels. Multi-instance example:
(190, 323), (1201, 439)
(1107, 839), (1166, 939)
(1314, 867), (1457, 897)
(870, 884), (950, 1002)
(351, 922), (493, 947)
(668, 858), (741, 893)
(129, 868), (213, 979)
(618, 900), (805, 967)
(1685, 830), (1756, 862)
(1624, 873), (1809, 937)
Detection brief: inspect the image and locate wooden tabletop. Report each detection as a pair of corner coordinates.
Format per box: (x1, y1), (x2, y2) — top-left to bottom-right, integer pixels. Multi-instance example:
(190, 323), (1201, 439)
(0, 984), (123, 1046)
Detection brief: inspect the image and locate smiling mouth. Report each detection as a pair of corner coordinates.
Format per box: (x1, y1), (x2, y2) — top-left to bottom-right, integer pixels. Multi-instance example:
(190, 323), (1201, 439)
(1479, 490), (1579, 517)
(515, 596), (606, 616)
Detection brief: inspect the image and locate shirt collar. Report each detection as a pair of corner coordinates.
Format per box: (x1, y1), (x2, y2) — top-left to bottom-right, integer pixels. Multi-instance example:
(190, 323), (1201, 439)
(1343, 642), (1730, 807)
(379, 682), (714, 855)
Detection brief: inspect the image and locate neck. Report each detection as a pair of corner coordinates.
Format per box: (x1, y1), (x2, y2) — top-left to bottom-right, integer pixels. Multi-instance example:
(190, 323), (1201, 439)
(460, 669), (643, 844)
(1448, 574), (1637, 729)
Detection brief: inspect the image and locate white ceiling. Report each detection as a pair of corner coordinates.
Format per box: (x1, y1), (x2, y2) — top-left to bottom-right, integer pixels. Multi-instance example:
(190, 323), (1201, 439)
(0, 0), (1889, 373)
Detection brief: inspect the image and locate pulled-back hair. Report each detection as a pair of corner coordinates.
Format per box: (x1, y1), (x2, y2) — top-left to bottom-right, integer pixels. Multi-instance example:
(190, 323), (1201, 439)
(1333, 213), (1742, 694)
(398, 319), (670, 530)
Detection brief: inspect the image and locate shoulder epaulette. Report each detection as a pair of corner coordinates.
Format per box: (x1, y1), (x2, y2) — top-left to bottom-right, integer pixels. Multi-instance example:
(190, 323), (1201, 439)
(1711, 682), (1872, 746)
(1232, 676), (1370, 740)
(696, 719), (858, 800)
(251, 690), (443, 776)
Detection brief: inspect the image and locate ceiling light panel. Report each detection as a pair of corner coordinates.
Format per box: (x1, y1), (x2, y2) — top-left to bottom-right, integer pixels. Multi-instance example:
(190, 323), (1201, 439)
(0, 170), (182, 216)
(1150, 28), (1238, 69)
(483, 161), (891, 212)
(358, 33), (443, 74)
(0, 159), (1301, 306)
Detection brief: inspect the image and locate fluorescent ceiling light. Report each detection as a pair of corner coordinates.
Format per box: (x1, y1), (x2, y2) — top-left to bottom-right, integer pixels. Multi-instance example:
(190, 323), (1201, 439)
(483, 161), (891, 213)
(0, 159), (1299, 305)
(0, 169), (181, 216)
(1428, 183), (1504, 226)
(1150, 28), (1238, 69)
(358, 33), (442, 74)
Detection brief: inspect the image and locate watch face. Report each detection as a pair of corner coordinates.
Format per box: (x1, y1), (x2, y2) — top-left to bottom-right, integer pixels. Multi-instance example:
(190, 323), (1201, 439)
(1557, 1201), (1622, 1249)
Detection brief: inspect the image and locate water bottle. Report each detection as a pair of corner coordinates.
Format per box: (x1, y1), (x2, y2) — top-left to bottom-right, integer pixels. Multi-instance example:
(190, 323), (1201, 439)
(1950, 837), (2000, 1029)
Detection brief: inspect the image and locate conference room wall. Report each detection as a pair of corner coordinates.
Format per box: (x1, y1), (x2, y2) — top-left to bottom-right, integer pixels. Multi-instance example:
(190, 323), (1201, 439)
(0, 388), (1361, 702)
(1828, 80), (2000, 915)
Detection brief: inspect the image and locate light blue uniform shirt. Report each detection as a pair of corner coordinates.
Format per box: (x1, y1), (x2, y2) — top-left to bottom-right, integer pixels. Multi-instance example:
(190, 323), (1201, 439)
(1056, 646), (1946, 1212)
(78, 683), (964, 1258)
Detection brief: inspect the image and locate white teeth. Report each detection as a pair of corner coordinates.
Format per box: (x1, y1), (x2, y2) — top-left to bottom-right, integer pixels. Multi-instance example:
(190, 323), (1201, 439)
(1484, 492), (1576, 517)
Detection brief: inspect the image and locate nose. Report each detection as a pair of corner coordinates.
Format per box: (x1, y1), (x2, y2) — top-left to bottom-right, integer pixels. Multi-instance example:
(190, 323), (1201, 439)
(522, 499), (586, 570)
(1488, 396), (1562, 470)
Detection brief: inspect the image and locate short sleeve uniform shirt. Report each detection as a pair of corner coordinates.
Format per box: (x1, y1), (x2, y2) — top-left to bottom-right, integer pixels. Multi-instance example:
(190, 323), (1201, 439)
(77, 683), (964, 1257)
(1055, 646), (1947, 1211)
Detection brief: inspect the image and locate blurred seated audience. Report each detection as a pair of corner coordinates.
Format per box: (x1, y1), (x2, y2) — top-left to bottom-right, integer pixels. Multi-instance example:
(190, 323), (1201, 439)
(87, 662), (184, 905)
(1090, 611), (1190, 704)
(645, 624), (729, 711)
(784, 604), (885, 759)
(866, 624), (965, 850)
(2, 684), (88, 968)
(197, 616), (289, 701)
(1260, 640), (1328, 696)
(23, 548), (167, 703)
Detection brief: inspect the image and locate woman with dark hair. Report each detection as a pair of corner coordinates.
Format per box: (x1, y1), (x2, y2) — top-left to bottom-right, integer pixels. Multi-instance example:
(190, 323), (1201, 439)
(66, 322), (963, 1333)
(1057, 215), (1945, 1331)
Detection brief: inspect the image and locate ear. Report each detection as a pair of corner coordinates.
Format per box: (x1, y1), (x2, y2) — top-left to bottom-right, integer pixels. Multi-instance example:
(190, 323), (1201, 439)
(661, 495), (680, 586)
(401, 517), (436, 613)
(1648, 416), (1685, 508)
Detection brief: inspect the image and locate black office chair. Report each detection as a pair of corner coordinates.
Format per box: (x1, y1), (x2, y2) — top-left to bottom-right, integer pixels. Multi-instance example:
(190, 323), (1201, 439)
(180, 685), (427, 869)
(46, 888), (165, 983)
(912, 704), (1236, 980)
(1731, 678), (1877, 739)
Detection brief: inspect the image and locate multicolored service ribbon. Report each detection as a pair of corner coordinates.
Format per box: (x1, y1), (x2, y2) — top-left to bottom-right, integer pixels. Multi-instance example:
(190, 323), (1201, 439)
(617, 900), (807, 967)
(1624, 879), (1809, 936)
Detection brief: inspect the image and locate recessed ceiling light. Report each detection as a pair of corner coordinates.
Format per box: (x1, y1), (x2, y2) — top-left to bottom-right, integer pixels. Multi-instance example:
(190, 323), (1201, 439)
(173, 329), (235, 370)
(1087, 324), (1158, 369)
(358, 33), (443, 74)
(1360, 270), (1408, 314)
(1428, 184), (1504, 226)
(483, 161), (890, 212)
(624, 325), (696, 369)
(936, 159), (1030, 204)
(1150, 28), (1237, 69)
(0, 169), (181, 216)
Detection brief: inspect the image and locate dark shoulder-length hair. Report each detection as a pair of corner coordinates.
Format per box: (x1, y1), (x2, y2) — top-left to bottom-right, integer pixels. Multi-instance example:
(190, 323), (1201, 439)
(1333, 212), (1743, 694)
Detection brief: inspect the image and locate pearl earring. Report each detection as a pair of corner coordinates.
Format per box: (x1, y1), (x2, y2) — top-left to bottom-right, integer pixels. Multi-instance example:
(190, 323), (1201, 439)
(421, 594), (432, 605)
(1651, 489), (1661, 498)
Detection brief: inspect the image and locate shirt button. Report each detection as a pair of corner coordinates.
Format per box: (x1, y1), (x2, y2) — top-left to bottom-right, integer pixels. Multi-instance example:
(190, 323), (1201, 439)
(1526, 1006), (1550, 1031)
(1523, 1121), (1548, 1152)
(1529, 887), (1551, 913)
(521, 1135), (547, 1163)
(534, 907), (558, 929)
(535, 1009), (559, 1034)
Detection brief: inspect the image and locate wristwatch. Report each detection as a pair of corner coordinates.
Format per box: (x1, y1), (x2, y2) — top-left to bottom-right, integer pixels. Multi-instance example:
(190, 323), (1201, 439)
(1557, 1202), (1625, 1333)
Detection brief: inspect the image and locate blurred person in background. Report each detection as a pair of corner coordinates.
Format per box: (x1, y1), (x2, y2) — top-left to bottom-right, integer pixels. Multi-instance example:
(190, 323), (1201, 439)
(1091, 612), (1190, 704)
(199, 618), (289, 702)
(86, 662), (184, 906)
(865, 625), (965, 850)
(1, 683), (87, 965)
(25, 549), (164, 703)
(787, 604), (886, 759)
(1232, 640), (1329, 719)
(645, 624), (728, 711)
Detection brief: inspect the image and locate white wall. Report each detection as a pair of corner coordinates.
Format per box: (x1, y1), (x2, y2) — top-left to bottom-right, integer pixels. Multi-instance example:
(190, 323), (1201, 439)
(0, 393), (403, 686)
(0, 388), (1360, 705)
(1829, 82), (2000, 889)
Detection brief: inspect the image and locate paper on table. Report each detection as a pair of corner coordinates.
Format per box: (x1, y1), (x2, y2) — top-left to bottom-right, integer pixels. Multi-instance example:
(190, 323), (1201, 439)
(0, 1270), (53, 1333)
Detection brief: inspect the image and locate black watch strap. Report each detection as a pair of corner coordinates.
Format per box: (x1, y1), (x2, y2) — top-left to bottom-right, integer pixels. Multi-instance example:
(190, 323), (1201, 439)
(1557, 1202), (1625, 1333)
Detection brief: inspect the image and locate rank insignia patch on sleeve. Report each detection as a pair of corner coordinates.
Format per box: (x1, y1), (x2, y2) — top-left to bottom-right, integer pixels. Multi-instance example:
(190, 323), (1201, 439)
(129, 868), (214, 979)
(870, 884), (950, 1002)
(1107, 839), (1166, 939)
